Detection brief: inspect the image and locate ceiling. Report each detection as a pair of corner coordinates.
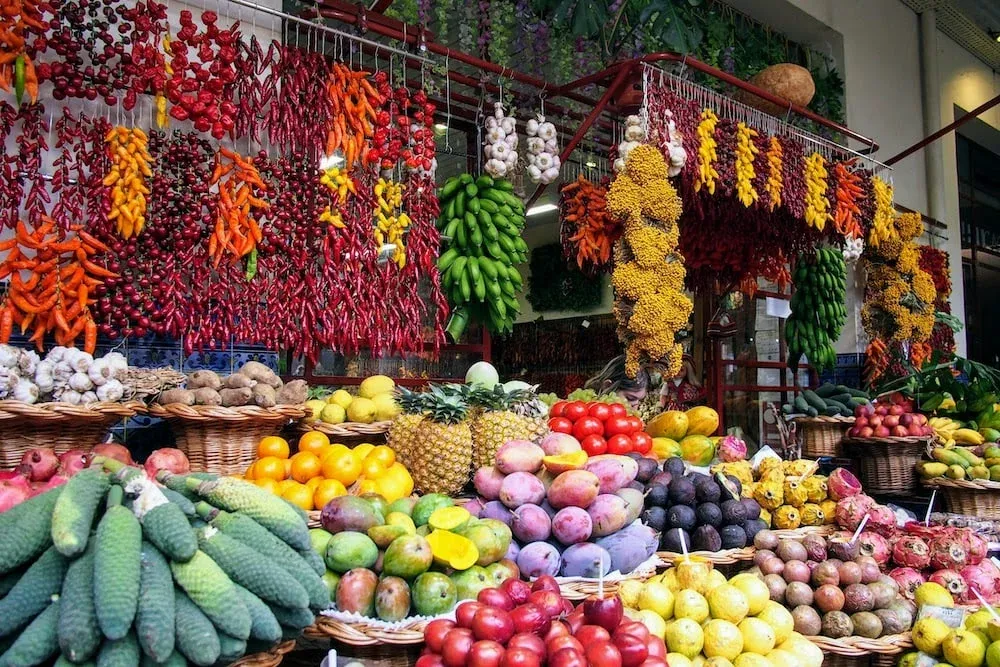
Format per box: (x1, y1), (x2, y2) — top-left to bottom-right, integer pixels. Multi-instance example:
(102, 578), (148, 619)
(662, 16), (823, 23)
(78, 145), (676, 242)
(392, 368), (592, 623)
(899, 0), (1000, 70)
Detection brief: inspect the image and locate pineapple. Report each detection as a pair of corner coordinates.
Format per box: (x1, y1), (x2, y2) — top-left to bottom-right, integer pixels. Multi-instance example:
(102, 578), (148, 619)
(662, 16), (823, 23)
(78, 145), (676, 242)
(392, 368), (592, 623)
(409, 385), (473, 495)
(387, 388), (428, 470)
(468, 386), (548, 470)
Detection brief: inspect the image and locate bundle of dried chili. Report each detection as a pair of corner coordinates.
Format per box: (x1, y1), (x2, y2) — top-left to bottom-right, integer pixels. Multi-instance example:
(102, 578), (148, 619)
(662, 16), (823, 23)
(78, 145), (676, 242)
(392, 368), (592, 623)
(17, 102), (49, 227)
(559, 176), (617, 274)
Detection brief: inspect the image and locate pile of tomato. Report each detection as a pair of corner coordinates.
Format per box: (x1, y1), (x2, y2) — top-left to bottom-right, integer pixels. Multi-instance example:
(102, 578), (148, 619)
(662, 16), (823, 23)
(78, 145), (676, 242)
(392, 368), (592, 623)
(547, 401), (651, 457)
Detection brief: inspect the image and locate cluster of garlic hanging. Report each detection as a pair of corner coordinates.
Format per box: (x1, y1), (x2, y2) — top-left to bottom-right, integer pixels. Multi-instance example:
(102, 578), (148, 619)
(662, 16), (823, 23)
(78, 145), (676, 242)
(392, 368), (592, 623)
(0, 345), (130, 404)
(614, 113), (687, 178)
(484, 102), (518, 178)
(525, 114), (560, 184)
(843, 236), (864, 263)
(614, 115), (646, 173)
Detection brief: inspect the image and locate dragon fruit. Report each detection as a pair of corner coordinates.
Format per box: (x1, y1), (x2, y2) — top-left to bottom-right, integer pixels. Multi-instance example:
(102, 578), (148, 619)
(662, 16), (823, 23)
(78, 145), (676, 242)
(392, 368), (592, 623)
(960, 563), (997, 602)
(891, 535), (931, 569)
(867, 504), (897, 536)
(960, 530), (988, 565)
(827, 468), (862, 500)
(718, 435), (748, 462)
(888, 567), (927, 600)
(857, 531), (891, 566)
(929, 533), (969, 570)
(929, 568), (968, 598)
(835, 494), (876, 531)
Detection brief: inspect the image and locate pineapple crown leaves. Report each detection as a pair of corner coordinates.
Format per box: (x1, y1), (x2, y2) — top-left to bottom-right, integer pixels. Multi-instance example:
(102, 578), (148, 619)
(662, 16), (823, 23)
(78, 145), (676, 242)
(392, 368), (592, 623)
(423, 384), (470, 424)
(466, 384), (539, 412)
(395, 387), (431, 416)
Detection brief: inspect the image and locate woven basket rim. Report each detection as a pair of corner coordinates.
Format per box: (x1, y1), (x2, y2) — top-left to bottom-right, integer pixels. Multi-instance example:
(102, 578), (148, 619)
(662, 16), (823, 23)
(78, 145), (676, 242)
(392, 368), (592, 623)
(843, 435), (932, 446)
(0, 400), (145, 422)
(227, 640), (297, 666)
(806, 632), (912, 656)
(298, 420), (393, 437)
(925, 477), (1000, 492)
(657, 547), (755, 564)
(149, 403), (307, 422)
(304, 616), (431, 646)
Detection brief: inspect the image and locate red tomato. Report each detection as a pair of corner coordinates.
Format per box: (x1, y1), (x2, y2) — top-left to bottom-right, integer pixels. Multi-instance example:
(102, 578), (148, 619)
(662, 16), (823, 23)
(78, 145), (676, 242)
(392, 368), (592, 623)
(608, 403), (628, 418)
(574, 625), (611, 645)
(606, 433), (633, 455)
(588, 403), (611, 421)
(585, 641), (622, 667)
(548, 648), (587, 667)
(550, 401), (569, 418)
(563, 401), (588, 422)
(500, 648), (541, 667)
(425, 619), (456, 653)
(572, 416), (604, 440)
(604, 415), (633, 437)
(631, 432), (653, 454)
(580, 434), (607, 456)
(467, 640), (505, 667)
(442, 628), (475, 667)
(626, 416), (644, 434)
(548, 417), (574, 434)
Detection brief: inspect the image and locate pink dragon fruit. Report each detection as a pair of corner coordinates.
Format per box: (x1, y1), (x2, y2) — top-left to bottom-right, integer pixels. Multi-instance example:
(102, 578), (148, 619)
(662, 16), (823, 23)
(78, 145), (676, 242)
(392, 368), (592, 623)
(857, 531), (891, 566)
(888, 567), (927, 600)
(827, 468), (863, 500)
(867, 504), (898, 536)
(718, 435), (748, 462)
(929, 568), (968, 598)
(929, 533), (969, 570)
(959, 529), (988, 565)
(960, 563), (997, 602)
(891, 535), (931, 569)
(835, 494), (876, 531)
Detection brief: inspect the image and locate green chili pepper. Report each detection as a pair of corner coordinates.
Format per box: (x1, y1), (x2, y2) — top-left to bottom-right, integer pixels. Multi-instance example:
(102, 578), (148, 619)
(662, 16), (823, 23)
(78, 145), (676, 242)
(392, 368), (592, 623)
(245, 248), (257, 280)
(14, 54), (25, 105)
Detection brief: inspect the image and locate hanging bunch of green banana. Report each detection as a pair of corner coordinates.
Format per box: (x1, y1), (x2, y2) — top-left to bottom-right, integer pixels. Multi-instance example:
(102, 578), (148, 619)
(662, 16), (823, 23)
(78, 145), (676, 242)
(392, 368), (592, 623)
(436, 174), (528, 338)
(786, 247), (847, 374)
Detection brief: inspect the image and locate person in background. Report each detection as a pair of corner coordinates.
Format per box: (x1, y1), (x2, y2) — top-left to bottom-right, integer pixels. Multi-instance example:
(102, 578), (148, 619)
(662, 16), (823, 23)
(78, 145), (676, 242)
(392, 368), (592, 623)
(584, 355), (651, 408)
(659, 353), (705, 411)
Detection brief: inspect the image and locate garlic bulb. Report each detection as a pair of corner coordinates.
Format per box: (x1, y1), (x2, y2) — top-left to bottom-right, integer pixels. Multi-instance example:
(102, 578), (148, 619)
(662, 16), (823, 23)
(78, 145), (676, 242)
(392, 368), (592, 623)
(616, 116), (646, 172)
(662, 110), (687, 178)
(12, 378), (39, 404)
(69, 372), (93, 392)
(0, 344), (18, 369)
(484, 102), (518, 179)
(61, 390), (82, 405)
(525, 113), (560, 184)
(18, 350), (39, 376)
(0, 366), (20, 399)
(843, 236), (864, 263)
(80, 390), (99, 404)
(96, 379), (124, 402)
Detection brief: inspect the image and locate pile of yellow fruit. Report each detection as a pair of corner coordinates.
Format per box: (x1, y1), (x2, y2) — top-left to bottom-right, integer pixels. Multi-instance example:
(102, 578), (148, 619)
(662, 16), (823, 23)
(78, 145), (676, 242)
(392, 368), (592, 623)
(243, 431), (414, 510)
(303, 375), (402, 426)
(619, 561), (822, 667)
(712, 458), (836, 529)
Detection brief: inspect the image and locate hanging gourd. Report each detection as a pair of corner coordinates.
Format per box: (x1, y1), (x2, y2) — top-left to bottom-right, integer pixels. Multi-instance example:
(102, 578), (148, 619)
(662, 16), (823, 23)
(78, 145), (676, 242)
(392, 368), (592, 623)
(484, 102), (518, 178)
(525, 113), (560, 184)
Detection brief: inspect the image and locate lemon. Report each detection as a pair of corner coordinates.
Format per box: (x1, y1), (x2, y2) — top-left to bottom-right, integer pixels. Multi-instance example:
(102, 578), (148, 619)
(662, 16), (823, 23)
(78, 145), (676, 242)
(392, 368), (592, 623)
(913, 617), (954, 657)
(943, 630), (987, 667)
(328, 389), (354, 408)
(638, 609), (668, 640)
(346, 397), (377, 424)
(372, 393), (401, 421)
(359, 375), (395, 399)
(665, 618), (704, 659)
(915, 582), (955, 608)
(639, 582), (675, 619)
(320, 404), (347, 425)
(703, 619), (743, 660)
(305, 399), (325, 422)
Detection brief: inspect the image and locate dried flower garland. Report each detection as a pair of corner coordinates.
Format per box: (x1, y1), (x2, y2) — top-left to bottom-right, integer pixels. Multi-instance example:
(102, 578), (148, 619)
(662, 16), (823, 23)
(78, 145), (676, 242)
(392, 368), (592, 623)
(608, 145), (692, 379)
(734, 123), (759, 207)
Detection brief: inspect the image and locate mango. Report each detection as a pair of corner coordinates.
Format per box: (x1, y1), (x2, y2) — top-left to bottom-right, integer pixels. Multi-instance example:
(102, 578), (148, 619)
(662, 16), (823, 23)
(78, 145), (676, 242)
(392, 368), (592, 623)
(382, 534), (433, 579)
(320, 496), (383, 534)
(411, 572), (457, 616)
(412, 494), (454, 526)
(426, 529), (479, 570)
(984, 445), (1000, 459)
(457, 521), (504, 567)
(543, 450), (588, 474)
(584, 455), (639, 493)
(547, 470), (601, 509)
(368, 524), (408, 549)
(428, 506), (472, 532)
(375, 576), (412, 622)
(969, 465), (990, 480)
(981, 429), (1000, 444)
(386, 496), (417, 516)
(495, 441), (545, 474)
(476, 518), (513, 559)
(335, 568), (378, 616)
(450, 565), (492, 600)
(989, 465), (1000, 482)
(385, 512), (416, 534)
(360, 493), (390, 519)
(485, 559), (520, 586)
(587, 494), (629, 537)
(325, 532), (379, 573)
(946, 464), (967, 479)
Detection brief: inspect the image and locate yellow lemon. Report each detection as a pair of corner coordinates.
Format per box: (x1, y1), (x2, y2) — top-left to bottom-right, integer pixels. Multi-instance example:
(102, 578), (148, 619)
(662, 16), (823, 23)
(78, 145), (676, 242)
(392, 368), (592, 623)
(328, 389), (354, 408)
(346, 397), (377, 424)
(320, 404), (347, 425)
(359, 375), (395, 399)
(304, 399), (325, 422)
(372, 393), (401, 421)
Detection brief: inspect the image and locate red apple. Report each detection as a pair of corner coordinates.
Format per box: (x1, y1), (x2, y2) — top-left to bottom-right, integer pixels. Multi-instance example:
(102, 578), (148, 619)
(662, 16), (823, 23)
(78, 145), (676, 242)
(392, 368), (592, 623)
(892, 425), (909, 438)
(874, 426), (890, 438)
(613, 629), (650, 667)
(425, 619), (456, 653)
(500, 648), (541, 667)
(545, 621), (571, 643)
(456, 601), (483, 628)
(639, 659), (669, 667)
(529, 590), (565, 619)
(478, 588), (515, 611)
(883, 415), (899, 428)
(508, 632), (546, 655)
(615, 622), (650, 643)
(586, 641), (623, 667)
(548, 635), (585, 655)
(468, 640), (505, 667)
(899, 413), (914, 427)
(574, 624), (612, 645)
(501, 578), (532, 606)
(442, 628), (475, 667)
(888, 404), (904, 416)
(509, 603), (551, 636)
(472, 607), (515, 644)
(855, 416), (868, 428)
(582, 593), (623, 632)
(416, 655), (445, 667)
(531, 575), (560, 594)
(875, 406), (888, 417)
(549, 648), (587, 667)
(869, 415), (882, 428)
(646, 635), (667, 659)
(907, 424), (924, 436)
(915, 413), (928, 426)
(859, 426), (874, 438)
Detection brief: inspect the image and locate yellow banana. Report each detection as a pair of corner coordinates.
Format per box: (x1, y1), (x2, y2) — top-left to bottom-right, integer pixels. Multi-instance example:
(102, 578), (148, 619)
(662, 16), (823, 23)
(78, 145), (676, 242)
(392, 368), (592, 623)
(953, 428), (985, 445)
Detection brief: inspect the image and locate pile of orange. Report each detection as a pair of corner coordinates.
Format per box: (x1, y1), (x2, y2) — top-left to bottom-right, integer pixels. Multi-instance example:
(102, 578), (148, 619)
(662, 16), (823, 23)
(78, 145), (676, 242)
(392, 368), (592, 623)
(243, 431), (414, 511)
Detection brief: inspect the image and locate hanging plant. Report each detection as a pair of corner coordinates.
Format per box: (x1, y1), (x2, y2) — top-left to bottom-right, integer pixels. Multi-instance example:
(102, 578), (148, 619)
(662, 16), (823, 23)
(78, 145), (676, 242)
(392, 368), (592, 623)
(488, 0), (516, 69)
(527, 244), (604, 312)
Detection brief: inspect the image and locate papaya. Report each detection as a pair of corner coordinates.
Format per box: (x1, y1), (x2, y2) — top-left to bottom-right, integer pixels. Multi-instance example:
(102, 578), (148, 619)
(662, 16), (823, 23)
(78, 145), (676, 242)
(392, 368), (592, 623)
(679, 435), (715, 466)
(684, 406), (720, 437)
(646, 410), (688, 440)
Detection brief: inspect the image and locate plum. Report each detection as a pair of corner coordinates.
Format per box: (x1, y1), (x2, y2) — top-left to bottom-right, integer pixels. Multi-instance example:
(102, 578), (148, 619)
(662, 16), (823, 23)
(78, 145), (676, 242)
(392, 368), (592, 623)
(561, 543), (612, 578)
(516, 542), (562, 579)
(511, 504), (552, 543)
(499, 472), (546, 509)
(551, 506), (593, 545)
(587, 494), (629, 537)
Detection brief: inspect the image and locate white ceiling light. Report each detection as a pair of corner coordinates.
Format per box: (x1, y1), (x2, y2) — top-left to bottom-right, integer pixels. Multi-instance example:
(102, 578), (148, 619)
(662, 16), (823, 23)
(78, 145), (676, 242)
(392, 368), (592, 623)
(526, 203), (558, 216)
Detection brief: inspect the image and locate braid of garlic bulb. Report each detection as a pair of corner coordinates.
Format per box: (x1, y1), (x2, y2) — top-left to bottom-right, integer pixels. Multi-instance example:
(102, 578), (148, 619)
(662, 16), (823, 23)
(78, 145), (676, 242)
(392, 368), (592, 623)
(484, 102), (518, 178)
(525, 113), (560, 184)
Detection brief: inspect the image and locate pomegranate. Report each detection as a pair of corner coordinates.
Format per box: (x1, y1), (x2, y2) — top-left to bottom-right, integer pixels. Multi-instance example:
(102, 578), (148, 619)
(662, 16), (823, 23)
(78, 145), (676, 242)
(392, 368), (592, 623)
(929, 534), (968, 570)
(891, 535), (931, 569)
(17, 447), (59, 482)
(144, 448), (190, 477)
(58, 449), (90, 477)
(0, 478), (30, 512)
(835, 494), (875, 531)
(857, 532), (890, 566)
(929, 569), (968, 598)
(92, 443), (134, 465)
(888, 567), (926, 600)
(960, 563), (997, 602)
(718, 436), (747, 462)
(38, 474), (68, 493)
(827, 468), (862, 500)
(866, 504), (897, 536)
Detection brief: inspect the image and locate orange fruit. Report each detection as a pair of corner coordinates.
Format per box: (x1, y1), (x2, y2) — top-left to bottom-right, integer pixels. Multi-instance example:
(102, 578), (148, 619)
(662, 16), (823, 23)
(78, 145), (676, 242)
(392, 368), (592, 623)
(305, 476), (324, 493)
(276, 479), (299, 495)
(365, 445), (396, 468)
(284, 459), (293, 479)
(321, 450), (362, 486)
(255, 456), (287, 481)
(298, 431), (331, 456)
(321, 444), (350, 462)
(255, 478), (279, 494)
(356, 478), (379, 495)
(244, 461), (258, 480)
(290, 452), (322, 483)
(361, 457), (388, 479)
(352, 443), (375, 462)
(281, 483), (314, 511)
(257, 436), (290, 460)
(313, 479), (348, 508)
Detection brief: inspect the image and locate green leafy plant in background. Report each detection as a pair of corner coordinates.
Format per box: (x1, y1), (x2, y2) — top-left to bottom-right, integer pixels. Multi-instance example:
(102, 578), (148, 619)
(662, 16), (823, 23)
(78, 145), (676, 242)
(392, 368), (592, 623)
(527, 244), (604, 312)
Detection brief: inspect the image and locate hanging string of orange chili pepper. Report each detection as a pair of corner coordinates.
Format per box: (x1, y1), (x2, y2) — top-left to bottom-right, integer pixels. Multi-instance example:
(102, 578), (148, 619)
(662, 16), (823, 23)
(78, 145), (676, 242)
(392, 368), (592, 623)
(832, 160), (864, 239)
(326, 62), (381, 168)
(0, 217), (114, 353)
(0, 0), (44, 105)
(208, 147), (268, 267)
(559, 176), (617, 273)
(104, 126), (152, 238)
(863, 337), (890, 387)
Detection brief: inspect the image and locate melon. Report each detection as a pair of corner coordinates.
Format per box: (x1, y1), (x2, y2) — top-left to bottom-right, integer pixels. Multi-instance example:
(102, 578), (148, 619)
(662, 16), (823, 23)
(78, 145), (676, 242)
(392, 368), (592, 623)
(685, 406), (720, 436)
(646, 410), (689, 440)
(735, 64), (816, 116)
(680, 435), (716, 466)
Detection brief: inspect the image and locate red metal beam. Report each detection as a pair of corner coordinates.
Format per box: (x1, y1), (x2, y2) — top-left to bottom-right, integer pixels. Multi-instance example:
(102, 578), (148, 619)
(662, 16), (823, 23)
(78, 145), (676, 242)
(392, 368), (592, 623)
(885, 93), (1000, 166)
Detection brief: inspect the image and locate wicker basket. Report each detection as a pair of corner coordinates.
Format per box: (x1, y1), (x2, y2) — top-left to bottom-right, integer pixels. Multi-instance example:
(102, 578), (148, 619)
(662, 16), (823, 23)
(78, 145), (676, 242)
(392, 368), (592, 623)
(807, 632), (912, 657)
(792, 416), (853, 458)
(229, 640), (297, 667)
(304, 615), (433, 646)
(297, 420), (392, 440)
(557, 557), (661, 600)
(657, 547), (755, 565)
(924, 477), (1000, 519)
(0, 400), (145, 469)
(844, 436), (930, 496)
(149, 404), (307, 475)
